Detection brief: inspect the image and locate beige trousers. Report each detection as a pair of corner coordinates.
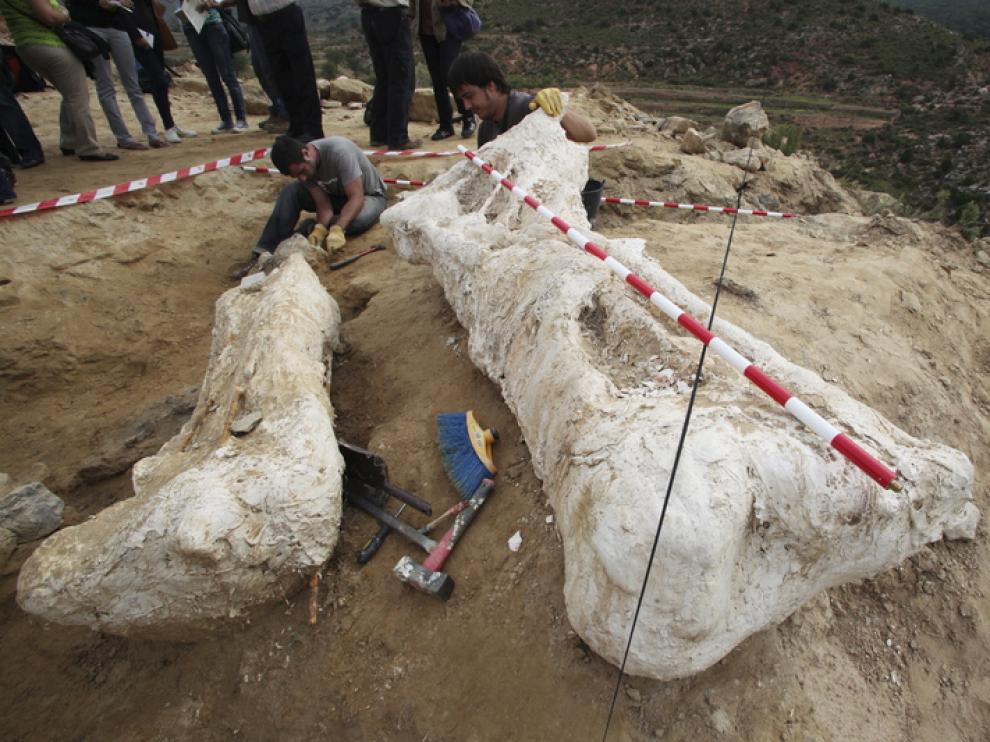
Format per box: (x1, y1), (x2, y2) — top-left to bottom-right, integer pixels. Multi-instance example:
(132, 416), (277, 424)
(16, 44), (105, 156)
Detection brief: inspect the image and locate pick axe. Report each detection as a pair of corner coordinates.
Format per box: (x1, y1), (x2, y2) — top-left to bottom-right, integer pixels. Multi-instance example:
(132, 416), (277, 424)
(393, 478), (495, 600)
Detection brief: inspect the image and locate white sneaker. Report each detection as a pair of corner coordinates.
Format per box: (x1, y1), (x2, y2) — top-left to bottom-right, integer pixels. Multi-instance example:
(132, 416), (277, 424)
(234, 120), (249, 131)
(164, 128), (182, 144)
(175, 126), (198, 139)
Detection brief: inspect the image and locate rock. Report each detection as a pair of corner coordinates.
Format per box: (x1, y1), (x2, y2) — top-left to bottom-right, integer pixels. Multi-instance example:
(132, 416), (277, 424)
(316, 77), (331, 99)
(661, 116), (697, 136)
(327, 76), (373, 104)
(382, 112), (978, 681)
(717, 147), (767, 173)
(901, 291), (922, 314)
(244, 96), (269, 117)
(17, 255), (344, 639)
(0, 527), (15, 568)
(346, 101), (363, 110)
(409, 88), (448, 124)
(0, 482), (63, 542)
(231, 411), (263, 437)
(975, 250), (990, 266)
(680, 127), (708, 155)
(722, 100), (770, 147)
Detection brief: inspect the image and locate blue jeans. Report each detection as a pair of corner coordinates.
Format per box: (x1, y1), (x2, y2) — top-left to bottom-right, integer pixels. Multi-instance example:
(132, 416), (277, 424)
(183, 21), (245, 124)
(255, 181), (386, 254)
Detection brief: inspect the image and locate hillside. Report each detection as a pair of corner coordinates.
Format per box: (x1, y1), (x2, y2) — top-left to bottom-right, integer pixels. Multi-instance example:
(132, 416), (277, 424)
(890, 0), (990, 40)
(300, 0), (989, 237)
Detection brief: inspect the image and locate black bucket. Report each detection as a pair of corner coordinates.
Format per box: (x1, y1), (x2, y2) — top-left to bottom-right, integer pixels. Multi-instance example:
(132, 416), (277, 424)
(581, 178), (605, 228)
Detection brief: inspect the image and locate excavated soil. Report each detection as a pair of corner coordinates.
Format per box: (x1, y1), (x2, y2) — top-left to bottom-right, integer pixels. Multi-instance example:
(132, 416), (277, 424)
(0, 80), (988, 741)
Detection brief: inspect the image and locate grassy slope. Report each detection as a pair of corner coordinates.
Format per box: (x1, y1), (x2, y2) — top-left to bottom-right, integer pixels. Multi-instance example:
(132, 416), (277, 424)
(298, 0), (989, 236)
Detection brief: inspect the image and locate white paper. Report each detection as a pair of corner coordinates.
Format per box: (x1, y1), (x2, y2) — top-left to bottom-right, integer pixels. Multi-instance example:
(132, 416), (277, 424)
(138, 29), (155, 48)
(175, 0), (208, 34)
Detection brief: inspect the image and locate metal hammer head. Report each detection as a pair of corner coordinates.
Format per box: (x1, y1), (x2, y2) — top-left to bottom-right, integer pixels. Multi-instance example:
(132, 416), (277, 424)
(394, 555), (454, 600)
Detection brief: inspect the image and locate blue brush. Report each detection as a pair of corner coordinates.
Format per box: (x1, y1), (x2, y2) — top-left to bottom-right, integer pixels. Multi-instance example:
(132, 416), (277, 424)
(436, 411), (498, 499)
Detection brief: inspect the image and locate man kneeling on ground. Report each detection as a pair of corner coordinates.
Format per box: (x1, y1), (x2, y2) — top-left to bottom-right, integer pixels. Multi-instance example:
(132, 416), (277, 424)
(234, 134), (387, 277)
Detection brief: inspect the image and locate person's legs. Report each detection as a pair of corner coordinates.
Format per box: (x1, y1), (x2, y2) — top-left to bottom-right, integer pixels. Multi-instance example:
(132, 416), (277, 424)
(86, 26), (134, 143)
(133, 45), (174, 131)
(254, 181), (318, 254)
(341, 194), (387, 236)
(17, 44), (104, 157)
(439, 35), (472, 135)
(247, 24), (288, 120)
(201, 22), (246, 122)
(260, 6), (321, 139)
(104, 27), (159, 140)
(0, 73), (44, 164)
(183, 23), (232, 124)
(381, 10), (413, 148)
(420, 34), (452, 133)
(361, 8), (389, 146)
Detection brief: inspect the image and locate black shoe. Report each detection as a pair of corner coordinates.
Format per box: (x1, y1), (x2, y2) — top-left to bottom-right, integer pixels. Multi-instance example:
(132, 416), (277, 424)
(79, 153), (119, 162)
(19, 158), (44, 169)
(392, 138), (422, 150)
(60, 147), (75, 156)
(461, 117), (476, 139)
(230, 253), (265, 280)
(430, 127), (454, 141)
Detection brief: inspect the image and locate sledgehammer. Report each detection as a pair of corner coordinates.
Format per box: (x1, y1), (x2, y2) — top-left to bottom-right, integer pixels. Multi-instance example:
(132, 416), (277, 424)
(393, 478), (495, 600)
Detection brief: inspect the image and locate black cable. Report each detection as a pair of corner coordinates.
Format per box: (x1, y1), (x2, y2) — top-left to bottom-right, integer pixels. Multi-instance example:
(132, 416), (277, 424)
(601, 145), (756, 741)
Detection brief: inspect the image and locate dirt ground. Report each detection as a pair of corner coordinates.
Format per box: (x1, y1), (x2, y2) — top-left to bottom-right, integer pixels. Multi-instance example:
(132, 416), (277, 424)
(1, 75), (988, 742)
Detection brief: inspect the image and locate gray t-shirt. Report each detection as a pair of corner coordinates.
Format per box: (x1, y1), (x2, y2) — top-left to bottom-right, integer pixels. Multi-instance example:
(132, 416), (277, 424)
(311, 136), (385, 198)
(477, 91), (535, 148)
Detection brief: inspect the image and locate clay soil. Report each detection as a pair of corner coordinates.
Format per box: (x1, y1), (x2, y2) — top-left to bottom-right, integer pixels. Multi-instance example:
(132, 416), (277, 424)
(1, 78), (988, 741)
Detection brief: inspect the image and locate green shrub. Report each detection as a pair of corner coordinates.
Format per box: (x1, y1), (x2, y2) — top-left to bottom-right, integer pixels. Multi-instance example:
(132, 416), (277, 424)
(765, 124), (804, 155)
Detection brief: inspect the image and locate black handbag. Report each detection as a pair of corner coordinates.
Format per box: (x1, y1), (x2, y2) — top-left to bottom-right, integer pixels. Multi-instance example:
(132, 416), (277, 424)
(221, 8), (249, 53)
(54, 21), (111, 64)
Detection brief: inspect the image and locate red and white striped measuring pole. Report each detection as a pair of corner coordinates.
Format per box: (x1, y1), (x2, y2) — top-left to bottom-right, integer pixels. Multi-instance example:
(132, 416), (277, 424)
(0, 148), (271, 219)
(457, 145), (901, 491)
(604, 197), (798, 219)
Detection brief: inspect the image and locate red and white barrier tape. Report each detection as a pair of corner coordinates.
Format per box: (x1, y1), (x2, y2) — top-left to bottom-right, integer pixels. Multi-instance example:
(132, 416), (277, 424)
(457, 145), (900, 490)
(243, 167), (796, 218)
(0, 148), (271, 219)
(604, 197), (798, 219)
(240, 166), (427, 188)
(360, 141), (629, 159)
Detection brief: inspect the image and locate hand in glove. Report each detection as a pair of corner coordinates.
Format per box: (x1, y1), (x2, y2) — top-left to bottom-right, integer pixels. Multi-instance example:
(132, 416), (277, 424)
(529, 88), (564, 117)
(308, 223), (329, 248)
(325, 225), (346, 254)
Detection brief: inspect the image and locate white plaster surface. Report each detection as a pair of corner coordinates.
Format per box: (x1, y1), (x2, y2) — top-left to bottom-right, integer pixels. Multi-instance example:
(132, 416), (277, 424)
(17, 254), (344, 639)
(382, 112), (978, 679)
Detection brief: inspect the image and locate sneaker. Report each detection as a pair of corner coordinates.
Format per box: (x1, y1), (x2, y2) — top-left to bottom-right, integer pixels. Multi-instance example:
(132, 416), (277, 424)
(164, 128), (182, 144)
(212, 122), (235, 134)
(430, 127), (454, 141)
(234, 120), (249, 131)
(174, 126), (198, 139)
(149, 135), (168, 149)
(117, 139), (149, 150)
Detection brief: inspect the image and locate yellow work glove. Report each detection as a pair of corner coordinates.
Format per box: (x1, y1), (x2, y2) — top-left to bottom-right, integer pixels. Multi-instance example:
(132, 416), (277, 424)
(529, 88), (564, 117)
(325, 224), (346, 254)
(308, 223), (329, 248)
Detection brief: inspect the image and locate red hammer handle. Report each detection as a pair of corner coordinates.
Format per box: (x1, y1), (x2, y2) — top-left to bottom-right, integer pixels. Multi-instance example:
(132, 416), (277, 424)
(422, 479), (494, 572)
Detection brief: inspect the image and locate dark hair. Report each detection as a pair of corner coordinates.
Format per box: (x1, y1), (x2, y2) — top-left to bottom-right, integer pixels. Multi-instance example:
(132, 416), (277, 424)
(448, 52), (510, 96)
(270, 135), (306, 175)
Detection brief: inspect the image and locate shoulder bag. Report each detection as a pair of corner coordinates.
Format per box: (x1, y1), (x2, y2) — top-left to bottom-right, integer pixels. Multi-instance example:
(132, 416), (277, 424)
(440, 3), (481, 42)
(221, 8), (249, 53)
